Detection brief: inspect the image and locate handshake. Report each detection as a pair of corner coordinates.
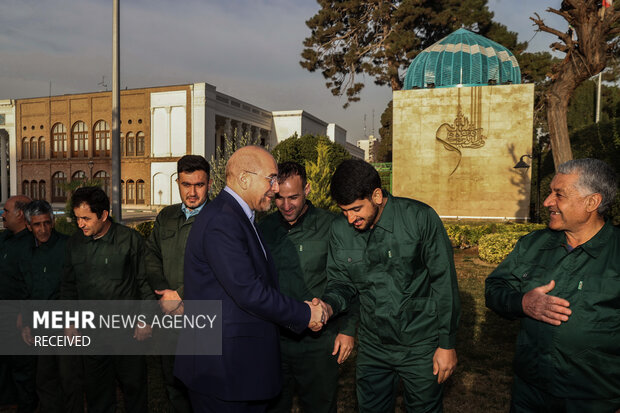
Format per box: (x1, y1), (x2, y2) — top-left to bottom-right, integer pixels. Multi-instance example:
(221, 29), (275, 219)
(305, 298), (333, 332)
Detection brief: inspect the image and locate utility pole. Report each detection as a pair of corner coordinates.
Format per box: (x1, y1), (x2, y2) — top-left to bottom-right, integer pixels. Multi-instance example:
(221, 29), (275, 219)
(111, 0), (121, 221)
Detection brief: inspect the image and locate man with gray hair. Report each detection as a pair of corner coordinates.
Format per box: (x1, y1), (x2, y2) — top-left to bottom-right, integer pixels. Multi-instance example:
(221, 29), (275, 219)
(485, 158), (619, 412)
(19, 200), (83, 413)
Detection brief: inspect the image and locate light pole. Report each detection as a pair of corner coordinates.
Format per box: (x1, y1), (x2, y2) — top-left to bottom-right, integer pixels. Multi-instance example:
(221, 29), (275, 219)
(514, 153), (541, 222)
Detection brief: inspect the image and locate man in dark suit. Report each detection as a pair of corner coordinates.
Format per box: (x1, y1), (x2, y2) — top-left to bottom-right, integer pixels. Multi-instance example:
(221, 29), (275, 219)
(176, 146), (326, 413)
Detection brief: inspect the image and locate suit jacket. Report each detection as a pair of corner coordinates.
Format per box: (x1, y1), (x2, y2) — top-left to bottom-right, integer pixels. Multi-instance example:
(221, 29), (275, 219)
(175, 189), (310, 401)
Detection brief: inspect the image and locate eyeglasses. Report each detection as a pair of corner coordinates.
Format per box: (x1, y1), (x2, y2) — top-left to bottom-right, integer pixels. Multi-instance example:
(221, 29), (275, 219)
(244, 170), (278, 187)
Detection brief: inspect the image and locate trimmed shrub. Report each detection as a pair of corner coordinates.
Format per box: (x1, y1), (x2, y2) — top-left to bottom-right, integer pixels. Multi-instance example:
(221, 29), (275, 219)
(478, 232), (528, 264)
(444, 223), (545, 249)
(133, 220), (155, 239)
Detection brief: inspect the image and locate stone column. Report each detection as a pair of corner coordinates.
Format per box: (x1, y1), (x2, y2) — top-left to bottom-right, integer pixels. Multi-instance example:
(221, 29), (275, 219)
(0, 132), (7, 203)
(236, 121), (245, 145)
(252, 126), (260, 145)
(224, 118), (232, 141)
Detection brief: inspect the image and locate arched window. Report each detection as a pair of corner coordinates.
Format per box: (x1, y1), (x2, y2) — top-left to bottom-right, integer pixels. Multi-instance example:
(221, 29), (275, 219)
(71, 121), (88, 157)
(94, 171), (110, 196)
(52, 123), (67, 158)
(72, 171), (86, 183)
(38, 137), (45, 159)
(30, 138), (37, 160)
(52, 172), (67, 202)
(22, 138), (29, 159)
(136, 132), (145, 156)
(38, 180), (46, 200)
(22, 180), (30, 197)
(120, 133), (125, 157)
(94, 120), (110, 157)
(120, 180), (125, 204)
(136, 180), (145, 204)
(126, 132), (135, 156)
(30, 180), (37, 199)
(126, 179), (135, 203)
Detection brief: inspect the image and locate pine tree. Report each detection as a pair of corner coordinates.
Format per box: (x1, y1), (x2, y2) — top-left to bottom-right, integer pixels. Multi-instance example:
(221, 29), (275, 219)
(306, 142), (339, 213)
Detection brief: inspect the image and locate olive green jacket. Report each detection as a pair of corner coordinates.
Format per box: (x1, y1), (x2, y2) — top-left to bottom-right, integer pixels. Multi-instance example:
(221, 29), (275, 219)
(61, 221), (154, 301)
(0, 228), (34, 300)
(145, 204), (198, 299)
(19, 229), (68, 300)
(258, 203), (358, 343)
(485, 221), (620, 400)
(323, 193), (460, 349)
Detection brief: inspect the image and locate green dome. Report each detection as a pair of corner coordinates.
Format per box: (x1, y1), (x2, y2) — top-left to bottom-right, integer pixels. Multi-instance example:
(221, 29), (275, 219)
(404, 28), (521, 89)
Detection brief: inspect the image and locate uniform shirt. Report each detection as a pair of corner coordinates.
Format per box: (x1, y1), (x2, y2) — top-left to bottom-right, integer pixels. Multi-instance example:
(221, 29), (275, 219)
(19, 229), (68, 300)
(61, 221), (154, 301)
(258, 202), (358, 344)
(485, 220), (620, 400)
(323, 192), (460, 349)
(145, 203), (200, 298)
(0, 228), (34, 300)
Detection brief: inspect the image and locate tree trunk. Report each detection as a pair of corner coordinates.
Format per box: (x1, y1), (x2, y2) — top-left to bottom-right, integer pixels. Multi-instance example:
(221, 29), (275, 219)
(546, 87), (574, 169)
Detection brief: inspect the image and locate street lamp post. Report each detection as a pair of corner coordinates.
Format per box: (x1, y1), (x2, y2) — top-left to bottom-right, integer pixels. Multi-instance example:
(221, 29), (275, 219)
(514, 153), (541, 223)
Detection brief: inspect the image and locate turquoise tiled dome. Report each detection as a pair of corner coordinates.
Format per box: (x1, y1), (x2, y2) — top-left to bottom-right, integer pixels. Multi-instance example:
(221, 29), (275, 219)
(404, 28), (521, 89)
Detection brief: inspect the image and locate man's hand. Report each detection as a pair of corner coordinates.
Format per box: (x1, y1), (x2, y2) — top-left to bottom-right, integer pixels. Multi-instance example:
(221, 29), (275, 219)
(133, 324), (153, 341)
(21, 326), (34, 346)
(433, 348), (457, 384)
(312, 297), (333, 321)
(155, 289), (183, 315)
(305, 300), (325, 331)
(332, 333), (354, 364)
(522, 280), (571, 326)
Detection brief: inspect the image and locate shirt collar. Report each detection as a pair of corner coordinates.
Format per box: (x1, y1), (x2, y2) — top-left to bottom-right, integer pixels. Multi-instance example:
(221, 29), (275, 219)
(224, 186), (255, 223)
(373, 190), (394, 233)
(540, 220), (613, 258)
(181, 200), (206, 220)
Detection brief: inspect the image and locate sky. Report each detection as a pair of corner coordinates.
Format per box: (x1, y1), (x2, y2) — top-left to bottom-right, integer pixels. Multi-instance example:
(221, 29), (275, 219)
(0, 0), (567, 143)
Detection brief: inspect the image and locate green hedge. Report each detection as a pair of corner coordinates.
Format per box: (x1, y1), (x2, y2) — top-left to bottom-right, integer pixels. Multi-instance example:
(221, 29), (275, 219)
(478, 232), (528, 264)
(444, 223), (545, 249)
(133, 221), (155, 239)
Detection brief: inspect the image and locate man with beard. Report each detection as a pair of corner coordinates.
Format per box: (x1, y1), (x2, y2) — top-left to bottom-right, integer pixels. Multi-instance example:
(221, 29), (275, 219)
(145, 155), (210, 413)
(318, 159), (461, 413)
(176, 146), (327, 413)
(486, 158), (619, 412)
(258, 161), (357, 413)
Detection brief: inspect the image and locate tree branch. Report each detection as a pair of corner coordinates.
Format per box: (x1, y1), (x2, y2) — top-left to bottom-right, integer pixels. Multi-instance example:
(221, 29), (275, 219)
(530, 13), (573, 47)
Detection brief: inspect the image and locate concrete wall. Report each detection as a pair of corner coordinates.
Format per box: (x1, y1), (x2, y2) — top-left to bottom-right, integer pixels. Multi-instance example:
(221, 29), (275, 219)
(393, 84), (534, 220)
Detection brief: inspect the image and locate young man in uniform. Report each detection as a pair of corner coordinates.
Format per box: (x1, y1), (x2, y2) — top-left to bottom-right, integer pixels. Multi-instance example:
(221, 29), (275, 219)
(319, 159), (460, 412)
(145, 154), (210, 413)
(258, 162), (357, 413)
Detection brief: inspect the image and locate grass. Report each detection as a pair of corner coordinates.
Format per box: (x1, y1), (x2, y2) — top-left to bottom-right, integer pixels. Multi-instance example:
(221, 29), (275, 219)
(0, 249), (519, 412)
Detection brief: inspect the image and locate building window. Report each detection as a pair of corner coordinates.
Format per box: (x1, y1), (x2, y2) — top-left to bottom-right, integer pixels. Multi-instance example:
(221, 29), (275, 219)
(136, 180), (145, 204)
(71, 121), (88, 157)
(39, 180), (46, 200)
(94, 120), (110, 157)
(72, 170), (86, 181)
(120, 180), (125, 204)
(52, 172), (67, 202)
(94, 171), (110, 195)
(120, 133), (125, 157)
(30, 181), (37, 199)
(22, 138), (29, 159)
(30, 138), (37, 159)
(136, 132), (145, 156)
(22, 180), (30, 197)
(38, 137), (45, 159)
(126, 179), (135, 203)
(126, 132), (135, 156)
(52, 123), (67, 158)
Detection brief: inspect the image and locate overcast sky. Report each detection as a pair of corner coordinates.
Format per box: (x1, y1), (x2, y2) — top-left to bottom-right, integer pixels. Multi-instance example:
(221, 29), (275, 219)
(0, 0), (566, 142)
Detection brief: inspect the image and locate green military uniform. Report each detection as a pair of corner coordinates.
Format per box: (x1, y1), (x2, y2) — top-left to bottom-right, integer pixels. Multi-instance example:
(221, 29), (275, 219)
(323, 193), (460, 413)
(145, 204), (196, 413)
(0, 228), (37, 412)
(258, 202), (358, 413)
(485, 221), (620, 412)
(61, 221), (153, 413)
(19, 229), (83, 413)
